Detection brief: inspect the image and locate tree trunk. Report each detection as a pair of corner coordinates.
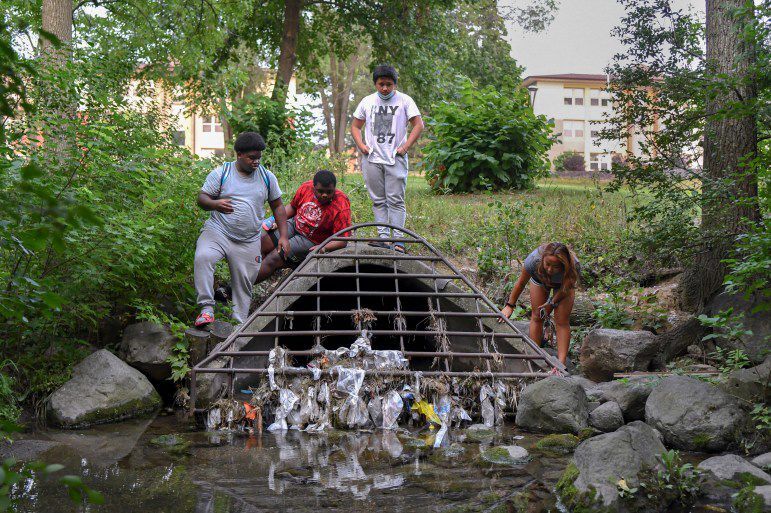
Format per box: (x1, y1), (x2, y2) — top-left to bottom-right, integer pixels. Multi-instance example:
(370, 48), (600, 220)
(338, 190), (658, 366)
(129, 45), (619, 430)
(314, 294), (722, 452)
(271, 0), (302, 106)
(319, 86), (335, 151)
(678, 0), (759, 312)
(40, 0), (73, 64)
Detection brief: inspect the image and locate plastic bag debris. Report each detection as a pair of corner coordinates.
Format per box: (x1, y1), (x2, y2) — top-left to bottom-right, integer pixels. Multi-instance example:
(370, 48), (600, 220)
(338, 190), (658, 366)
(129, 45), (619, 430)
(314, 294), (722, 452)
(382, 390), (403, 429)
(433, 395), (451, 448)
(268, 347), (289, 391)
(373, 350), (408, 370)
(348, 330), (372, 358)
(494, 381), (507, 425)
(480, 384), (495, 428)
(368, 395), (383, 427)
(411, 400), (442, 426)
(209, 331), (528, 437)
(267, 388), (298, 432)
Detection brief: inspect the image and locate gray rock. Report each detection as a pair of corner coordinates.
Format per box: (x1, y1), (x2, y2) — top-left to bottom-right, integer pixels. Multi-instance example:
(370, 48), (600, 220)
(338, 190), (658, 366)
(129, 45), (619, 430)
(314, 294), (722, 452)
(567, 375), (597, 393)
(709, 291), (770, 364)
(480, 445), (530, 465)
(47, 349), (161, 428)
(0, 440), (63, 461)
(569, 421), (666, 507)
(579, 328), (659, 382)
(120, 321), (176, 381)
(515, 376), (588, 434)
(44, 418), (153, 468)
(645, 375), (747, 452)
(598, 377), (657, 421)
(753, 485), (771, 509)
(698, 454), (771, 484)
(587, 401), (601, 412)
(589, 401), (624, 432)
(752, 452), (771, 470)
(723, 356), (771, 402)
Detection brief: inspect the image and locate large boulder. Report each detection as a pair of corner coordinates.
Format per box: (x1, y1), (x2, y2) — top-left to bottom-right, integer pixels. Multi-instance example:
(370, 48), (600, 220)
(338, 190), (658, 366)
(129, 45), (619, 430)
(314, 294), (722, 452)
(579, 328), (659, 382)
(645, 375), (747, 452)
(558, 421), (666, 508)
(698, 454), (771, 484)
(723, 356), (771, 402)
(587, 377), (657, 421)
(589, 401), (624, 432)
(515, 376), (588, 434)
(708, 291), (770, 364)
(752, 452), (771, 471)
(47, 349), (161, 428)
(120, 321), (176, 381)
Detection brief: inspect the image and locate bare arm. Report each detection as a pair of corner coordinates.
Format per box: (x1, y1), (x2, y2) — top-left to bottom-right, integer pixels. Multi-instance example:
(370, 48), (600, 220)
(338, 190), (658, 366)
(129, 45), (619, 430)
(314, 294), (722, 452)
(351, 117), (369, 154)
(396, 115), (424, 155)
(499, 269), (531, 320)
(197, 192), (233, 213)
(269, 197), (289, 243)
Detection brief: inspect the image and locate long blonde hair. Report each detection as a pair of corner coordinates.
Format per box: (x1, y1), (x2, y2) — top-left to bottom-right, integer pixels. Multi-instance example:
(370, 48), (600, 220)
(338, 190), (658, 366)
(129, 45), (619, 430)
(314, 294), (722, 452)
(536, 242), (579, 293)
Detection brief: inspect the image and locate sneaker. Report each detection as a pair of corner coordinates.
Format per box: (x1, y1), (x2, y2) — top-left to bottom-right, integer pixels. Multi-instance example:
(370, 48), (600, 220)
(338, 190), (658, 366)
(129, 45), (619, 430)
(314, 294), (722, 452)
(548, 366), (563, 377)
(195, 311), (214, 328)
(368, 241), (391, 249)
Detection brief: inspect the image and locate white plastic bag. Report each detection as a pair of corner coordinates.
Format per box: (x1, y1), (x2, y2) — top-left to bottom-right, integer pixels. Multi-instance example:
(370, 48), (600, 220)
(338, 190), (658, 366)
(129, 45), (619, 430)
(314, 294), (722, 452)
(480, 384), (495, 428)
(382, 390), (404, 429)
(267, 388), (298, 431)
(368, 395), (383, 427)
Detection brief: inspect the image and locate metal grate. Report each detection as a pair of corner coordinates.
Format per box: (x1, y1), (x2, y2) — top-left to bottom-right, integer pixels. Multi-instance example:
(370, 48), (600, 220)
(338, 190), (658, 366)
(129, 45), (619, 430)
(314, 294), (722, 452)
(189, 223), (564, 413)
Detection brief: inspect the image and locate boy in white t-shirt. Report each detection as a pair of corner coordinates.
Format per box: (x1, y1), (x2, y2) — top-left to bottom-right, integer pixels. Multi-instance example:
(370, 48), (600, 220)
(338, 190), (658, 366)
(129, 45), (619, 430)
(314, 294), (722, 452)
(351, 65), (424, 252)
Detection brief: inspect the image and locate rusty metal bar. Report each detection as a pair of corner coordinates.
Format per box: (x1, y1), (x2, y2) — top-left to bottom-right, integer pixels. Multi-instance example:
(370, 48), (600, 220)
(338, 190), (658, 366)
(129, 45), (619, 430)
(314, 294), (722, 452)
(208, 350), (548, 360)
(273, 290), (479, 298)
(292, 271), (462, 279)
(248, 310), (502, 318)
(195, 368), (550, 378)
(311, 253), (442, 261)
(233, 330), (525, 338)
(326, 237), (421, 243)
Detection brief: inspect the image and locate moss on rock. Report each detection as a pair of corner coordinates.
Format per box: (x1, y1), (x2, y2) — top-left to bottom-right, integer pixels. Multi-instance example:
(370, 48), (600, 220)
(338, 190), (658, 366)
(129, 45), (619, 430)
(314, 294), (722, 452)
(535, 433), (580, 454)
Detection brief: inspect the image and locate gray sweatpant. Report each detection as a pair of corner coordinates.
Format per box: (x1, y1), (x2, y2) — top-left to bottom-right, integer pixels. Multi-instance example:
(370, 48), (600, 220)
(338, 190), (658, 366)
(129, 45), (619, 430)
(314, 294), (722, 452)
(194, 228), (261, 324)
(361, 155), (409, 239)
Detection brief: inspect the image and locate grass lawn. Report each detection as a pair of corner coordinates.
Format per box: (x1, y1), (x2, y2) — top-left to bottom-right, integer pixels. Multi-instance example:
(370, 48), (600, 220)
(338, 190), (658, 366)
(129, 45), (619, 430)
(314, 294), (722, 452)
(336, 173), (635, 278)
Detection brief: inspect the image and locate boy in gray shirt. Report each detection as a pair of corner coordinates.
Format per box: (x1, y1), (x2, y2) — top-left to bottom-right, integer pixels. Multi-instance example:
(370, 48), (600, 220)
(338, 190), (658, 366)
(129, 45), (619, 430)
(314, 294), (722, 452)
(351, 65), (424, 252)
(194, 132), (289, 327)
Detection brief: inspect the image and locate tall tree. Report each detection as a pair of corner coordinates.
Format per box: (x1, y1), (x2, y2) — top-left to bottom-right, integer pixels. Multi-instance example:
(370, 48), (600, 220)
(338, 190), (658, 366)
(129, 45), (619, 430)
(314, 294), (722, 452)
(271, 0), (302, 103)
(40, 0), (72, 63)
(604, 0), (766, 359)
(678, 0), (760, 311)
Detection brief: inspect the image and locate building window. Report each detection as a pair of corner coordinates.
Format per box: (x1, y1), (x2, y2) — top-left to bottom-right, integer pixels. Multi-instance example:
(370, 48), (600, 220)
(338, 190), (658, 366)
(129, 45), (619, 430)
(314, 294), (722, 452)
(590, 89), (601, 106)
(590, 153), (611, 171)
(172, 130), (185, 146)
(590, 129), (600, 139)
(202, 116), (223, 133)
(563, 121), (584, 138)
(601, 98), (610, 107)
(563, 88), (584, 106)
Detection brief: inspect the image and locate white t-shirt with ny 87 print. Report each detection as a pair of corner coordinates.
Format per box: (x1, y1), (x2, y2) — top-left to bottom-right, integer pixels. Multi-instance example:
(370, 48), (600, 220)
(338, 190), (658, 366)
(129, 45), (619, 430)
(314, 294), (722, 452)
(353, 91), (421, 166)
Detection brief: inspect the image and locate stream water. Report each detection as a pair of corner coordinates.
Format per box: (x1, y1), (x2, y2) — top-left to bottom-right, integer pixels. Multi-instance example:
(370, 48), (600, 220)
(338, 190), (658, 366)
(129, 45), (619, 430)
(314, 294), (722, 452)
(10, 413), (570, 513)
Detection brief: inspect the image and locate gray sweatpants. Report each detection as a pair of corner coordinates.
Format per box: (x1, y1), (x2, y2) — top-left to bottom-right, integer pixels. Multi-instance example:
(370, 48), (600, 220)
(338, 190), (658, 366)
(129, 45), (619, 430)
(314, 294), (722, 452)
(361, 155), (409, 239)
(194, 228), (261, 324)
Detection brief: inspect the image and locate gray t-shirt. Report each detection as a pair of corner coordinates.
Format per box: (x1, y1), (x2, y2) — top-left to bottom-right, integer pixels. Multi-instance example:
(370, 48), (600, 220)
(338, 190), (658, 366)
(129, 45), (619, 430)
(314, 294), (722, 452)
(353, 91), (421, 166)
(524, 246), (580, 287)
(201, 162), (282, 243)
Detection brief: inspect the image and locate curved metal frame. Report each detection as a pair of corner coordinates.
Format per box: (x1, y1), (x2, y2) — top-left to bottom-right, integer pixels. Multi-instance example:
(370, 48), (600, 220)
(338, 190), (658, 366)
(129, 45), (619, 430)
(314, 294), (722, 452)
(189, 223), (564, 413)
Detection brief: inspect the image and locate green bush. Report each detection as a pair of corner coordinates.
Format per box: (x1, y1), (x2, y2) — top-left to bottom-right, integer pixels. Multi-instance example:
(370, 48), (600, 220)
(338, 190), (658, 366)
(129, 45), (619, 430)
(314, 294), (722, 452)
(553, 150), (585, 172)
(226, 93), (312, 151)
(423, 76), (554, 193)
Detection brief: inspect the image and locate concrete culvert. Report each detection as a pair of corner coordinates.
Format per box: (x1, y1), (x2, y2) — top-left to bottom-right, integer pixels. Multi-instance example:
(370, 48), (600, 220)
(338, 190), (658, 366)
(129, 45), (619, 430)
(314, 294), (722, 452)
(192, 234), (560, 411)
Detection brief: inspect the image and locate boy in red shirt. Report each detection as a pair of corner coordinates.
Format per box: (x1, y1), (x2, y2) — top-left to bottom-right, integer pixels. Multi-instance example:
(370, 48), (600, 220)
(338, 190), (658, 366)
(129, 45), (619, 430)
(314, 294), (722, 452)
(256, 169), (351, 283)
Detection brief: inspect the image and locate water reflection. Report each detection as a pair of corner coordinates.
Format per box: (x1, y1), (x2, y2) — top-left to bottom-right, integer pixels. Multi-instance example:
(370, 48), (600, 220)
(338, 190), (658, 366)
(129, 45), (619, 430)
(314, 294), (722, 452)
(13, 417), (563, 513)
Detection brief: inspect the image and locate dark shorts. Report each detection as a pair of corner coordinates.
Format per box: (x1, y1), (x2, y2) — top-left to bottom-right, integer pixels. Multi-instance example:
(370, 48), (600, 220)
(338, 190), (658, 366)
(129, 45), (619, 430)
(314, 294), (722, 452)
(268, 219), (315, 267)
(529, 276), (558, 296)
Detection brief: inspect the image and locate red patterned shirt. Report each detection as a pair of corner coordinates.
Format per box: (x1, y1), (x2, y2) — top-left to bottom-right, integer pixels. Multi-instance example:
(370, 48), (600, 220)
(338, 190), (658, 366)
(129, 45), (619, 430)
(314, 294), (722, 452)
(290, 181), (352, 244)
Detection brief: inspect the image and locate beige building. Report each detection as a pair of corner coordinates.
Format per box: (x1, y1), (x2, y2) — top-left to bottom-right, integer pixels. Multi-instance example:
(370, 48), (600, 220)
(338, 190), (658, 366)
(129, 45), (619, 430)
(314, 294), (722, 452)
(523, 73), (653, 171)
(127, 74), (299, 158)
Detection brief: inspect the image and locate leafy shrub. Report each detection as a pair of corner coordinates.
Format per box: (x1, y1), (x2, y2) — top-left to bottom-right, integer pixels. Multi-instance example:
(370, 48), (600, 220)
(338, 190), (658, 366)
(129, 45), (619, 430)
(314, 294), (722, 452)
(226, 93), (312, 151)
(423, 76), (553, 193)
(553, 150), (584, 172)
